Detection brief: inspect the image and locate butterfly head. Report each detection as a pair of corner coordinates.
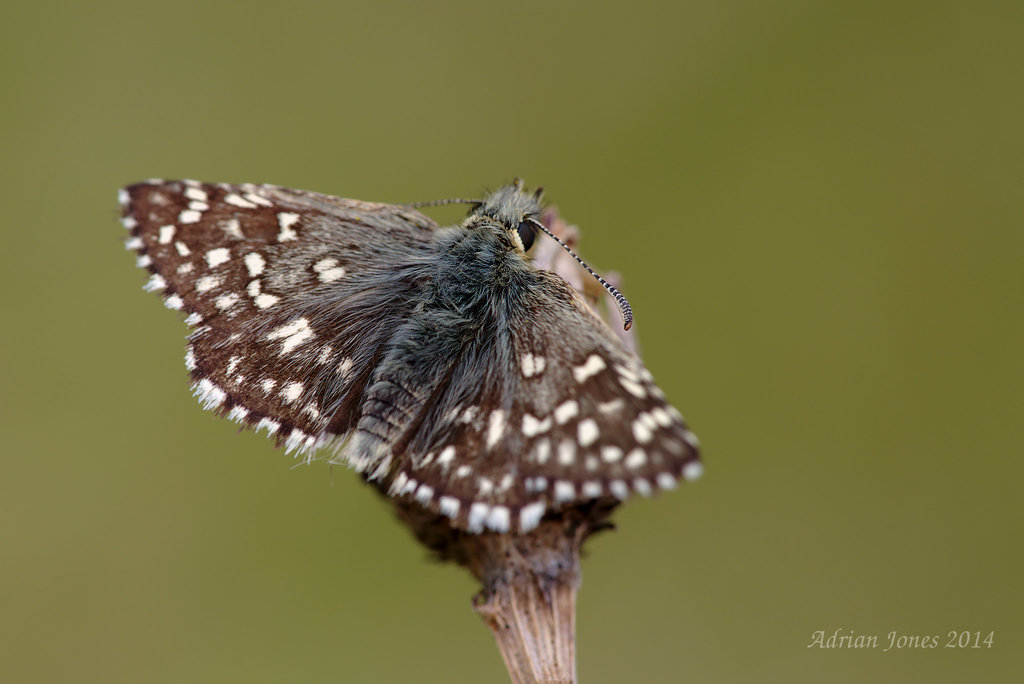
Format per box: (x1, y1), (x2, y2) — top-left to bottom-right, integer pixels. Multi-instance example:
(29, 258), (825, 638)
(464, 179), (634, 330)
(467, 179), (545, 253)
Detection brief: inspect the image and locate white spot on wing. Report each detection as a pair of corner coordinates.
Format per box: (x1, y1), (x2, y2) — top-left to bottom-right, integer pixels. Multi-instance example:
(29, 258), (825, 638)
(577, 419), (599, 447)
(522, 414), (551, 437)
(195, 275), (220, 292)
(225, 193), (258, 209)
(179, 209), (201, 224)
(467, 502), (490, 533)
(243, 192), (273, 207)
(281, 381), (304, 403)
(195, 378), (226, 408)
(184, 187), (207, 202)
(487, 506), (511, 532)
(257, 418), (280, 435)
(414, 484), (434, 505)
(632, 418), (654, 444)
(554, 400), (579, 425)
(486, 409), (507, 449)
(619, 377), (646, 399)
(534, 438), (551, 464)
(205, 247), (231, 268)
(317, 346), (333, 364)
(267, 317), (314, 354)
(437, 446), (457, 468)
(519, 502), (546, 531)
(683, 461), (704, 481)
(284, 429), (308, 454)
(227, 405), (249, 422)
(651, 407), (673, 427)
(143, 274), (166, 292)
(244, 252), (265, 276)
(302, 402), (320, 420)
(624, 448), (647, 469)
(521, 352), (546, 378)
(248, 277), (280, 309)
(214, 293), (239, 310)
(558, 440), (576, 465)
(438, 496), (460, 517)
(158, 225), (175, 244)
(616, 364), (641, 382)
(313, 258), (346, 282)
(601, 446), (623, 463)
(277, 212), (300, 241)
(573, 354), (607, 383)
(526, 476), (548, 493)
(175, 241), (191, 256)
(554, 480), (575, 503)
(223, 218), (244, 238)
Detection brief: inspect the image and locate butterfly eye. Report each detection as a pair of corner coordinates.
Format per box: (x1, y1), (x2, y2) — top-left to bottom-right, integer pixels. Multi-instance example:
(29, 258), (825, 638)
(516, 222), (536, 251)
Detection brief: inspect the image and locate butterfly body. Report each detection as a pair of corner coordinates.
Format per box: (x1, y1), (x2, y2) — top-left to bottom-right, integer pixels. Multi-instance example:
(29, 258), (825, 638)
(122, 180), (701, 533)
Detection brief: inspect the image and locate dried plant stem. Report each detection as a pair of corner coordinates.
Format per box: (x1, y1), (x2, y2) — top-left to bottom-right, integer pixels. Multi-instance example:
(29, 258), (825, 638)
(392, 497), (617, 684)
(467, 520), (583, 684)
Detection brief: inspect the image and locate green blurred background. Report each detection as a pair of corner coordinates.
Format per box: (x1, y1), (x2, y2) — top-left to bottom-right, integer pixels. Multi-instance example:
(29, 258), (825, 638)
(2, 1), (1021, 682)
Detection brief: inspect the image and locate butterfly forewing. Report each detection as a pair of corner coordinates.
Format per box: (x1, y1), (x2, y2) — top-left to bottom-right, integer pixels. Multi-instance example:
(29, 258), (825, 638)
(122, 180), (438, 454)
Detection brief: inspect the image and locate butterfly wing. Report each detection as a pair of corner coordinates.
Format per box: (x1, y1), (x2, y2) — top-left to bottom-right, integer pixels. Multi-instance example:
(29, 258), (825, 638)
(378, 256), (702, 533)
(124, 181), (700, 534)
(121, 180), (439, 456)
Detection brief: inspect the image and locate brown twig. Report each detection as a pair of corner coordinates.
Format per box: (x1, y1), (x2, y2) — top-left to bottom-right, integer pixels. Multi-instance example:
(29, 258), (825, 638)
(392, 499), (618, 684)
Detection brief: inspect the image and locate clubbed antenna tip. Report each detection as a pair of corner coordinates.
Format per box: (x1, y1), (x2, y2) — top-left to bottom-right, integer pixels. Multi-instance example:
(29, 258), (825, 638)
(526, 218), (634, 330)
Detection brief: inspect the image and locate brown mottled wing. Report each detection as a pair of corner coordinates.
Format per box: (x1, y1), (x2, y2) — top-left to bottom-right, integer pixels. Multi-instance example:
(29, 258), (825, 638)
(382, 270), (702, 533)
(121, 180), (438, 456)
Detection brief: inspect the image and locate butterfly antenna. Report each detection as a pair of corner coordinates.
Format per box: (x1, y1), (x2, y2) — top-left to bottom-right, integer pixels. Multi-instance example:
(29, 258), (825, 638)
(408, 197), (482, 208)
(526, 218), (634, 330)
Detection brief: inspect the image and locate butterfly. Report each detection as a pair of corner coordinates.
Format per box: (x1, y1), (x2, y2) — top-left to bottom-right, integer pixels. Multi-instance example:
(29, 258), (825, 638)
(121, 179), (701, 533)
